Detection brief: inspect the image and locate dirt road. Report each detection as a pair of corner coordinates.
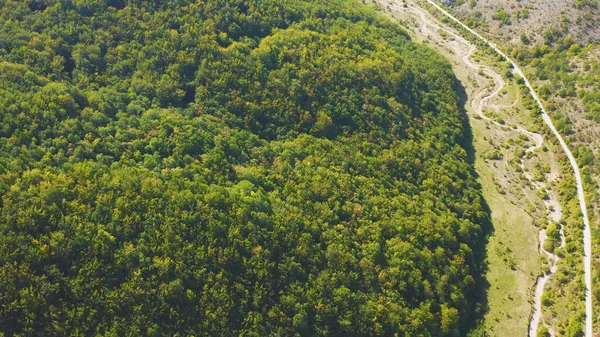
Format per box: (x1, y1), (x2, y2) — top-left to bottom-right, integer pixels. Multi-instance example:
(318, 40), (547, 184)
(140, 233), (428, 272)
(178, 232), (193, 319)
(416, 0), (593, 335)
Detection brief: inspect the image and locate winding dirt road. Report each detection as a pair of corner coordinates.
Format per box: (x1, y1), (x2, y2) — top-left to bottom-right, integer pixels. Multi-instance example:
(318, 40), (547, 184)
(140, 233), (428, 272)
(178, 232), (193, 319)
(417, 1), (593, 336)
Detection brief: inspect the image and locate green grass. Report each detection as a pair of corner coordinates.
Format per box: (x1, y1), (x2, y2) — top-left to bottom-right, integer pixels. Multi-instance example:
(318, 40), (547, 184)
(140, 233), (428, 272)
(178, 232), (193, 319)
(471, 116), (540, 337)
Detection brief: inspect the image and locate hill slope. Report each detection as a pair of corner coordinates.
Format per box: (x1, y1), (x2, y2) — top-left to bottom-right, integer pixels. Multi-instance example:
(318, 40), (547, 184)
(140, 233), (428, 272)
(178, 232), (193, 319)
(0, 0), (488, 336)
(442, 0), (600, 44)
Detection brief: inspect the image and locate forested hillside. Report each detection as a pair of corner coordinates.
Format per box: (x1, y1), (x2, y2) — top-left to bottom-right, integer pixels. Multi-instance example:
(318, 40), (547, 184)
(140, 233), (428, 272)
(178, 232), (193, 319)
(0, 0), (488, 336)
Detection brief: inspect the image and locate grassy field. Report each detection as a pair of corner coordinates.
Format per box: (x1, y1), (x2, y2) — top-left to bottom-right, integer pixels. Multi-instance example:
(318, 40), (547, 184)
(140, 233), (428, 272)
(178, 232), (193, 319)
(473, 140), (538, 337)
(466, 60), (542, 337)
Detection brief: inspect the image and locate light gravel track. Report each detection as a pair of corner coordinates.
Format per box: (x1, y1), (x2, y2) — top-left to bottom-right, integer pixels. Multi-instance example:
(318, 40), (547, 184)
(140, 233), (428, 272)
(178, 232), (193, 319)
(420, 0), (593, 336)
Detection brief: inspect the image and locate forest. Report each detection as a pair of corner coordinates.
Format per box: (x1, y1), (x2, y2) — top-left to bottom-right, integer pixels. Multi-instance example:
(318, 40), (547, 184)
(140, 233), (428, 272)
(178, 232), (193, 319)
(0, 0), (489, 336)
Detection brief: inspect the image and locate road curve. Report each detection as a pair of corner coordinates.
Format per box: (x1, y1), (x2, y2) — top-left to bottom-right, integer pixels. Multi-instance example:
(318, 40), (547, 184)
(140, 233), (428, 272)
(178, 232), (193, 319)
(420, 0), (593, 335)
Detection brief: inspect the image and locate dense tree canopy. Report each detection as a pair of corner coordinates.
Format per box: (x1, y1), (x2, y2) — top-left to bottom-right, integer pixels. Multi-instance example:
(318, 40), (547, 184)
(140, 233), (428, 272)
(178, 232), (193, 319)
(0, 0), (488, 336)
